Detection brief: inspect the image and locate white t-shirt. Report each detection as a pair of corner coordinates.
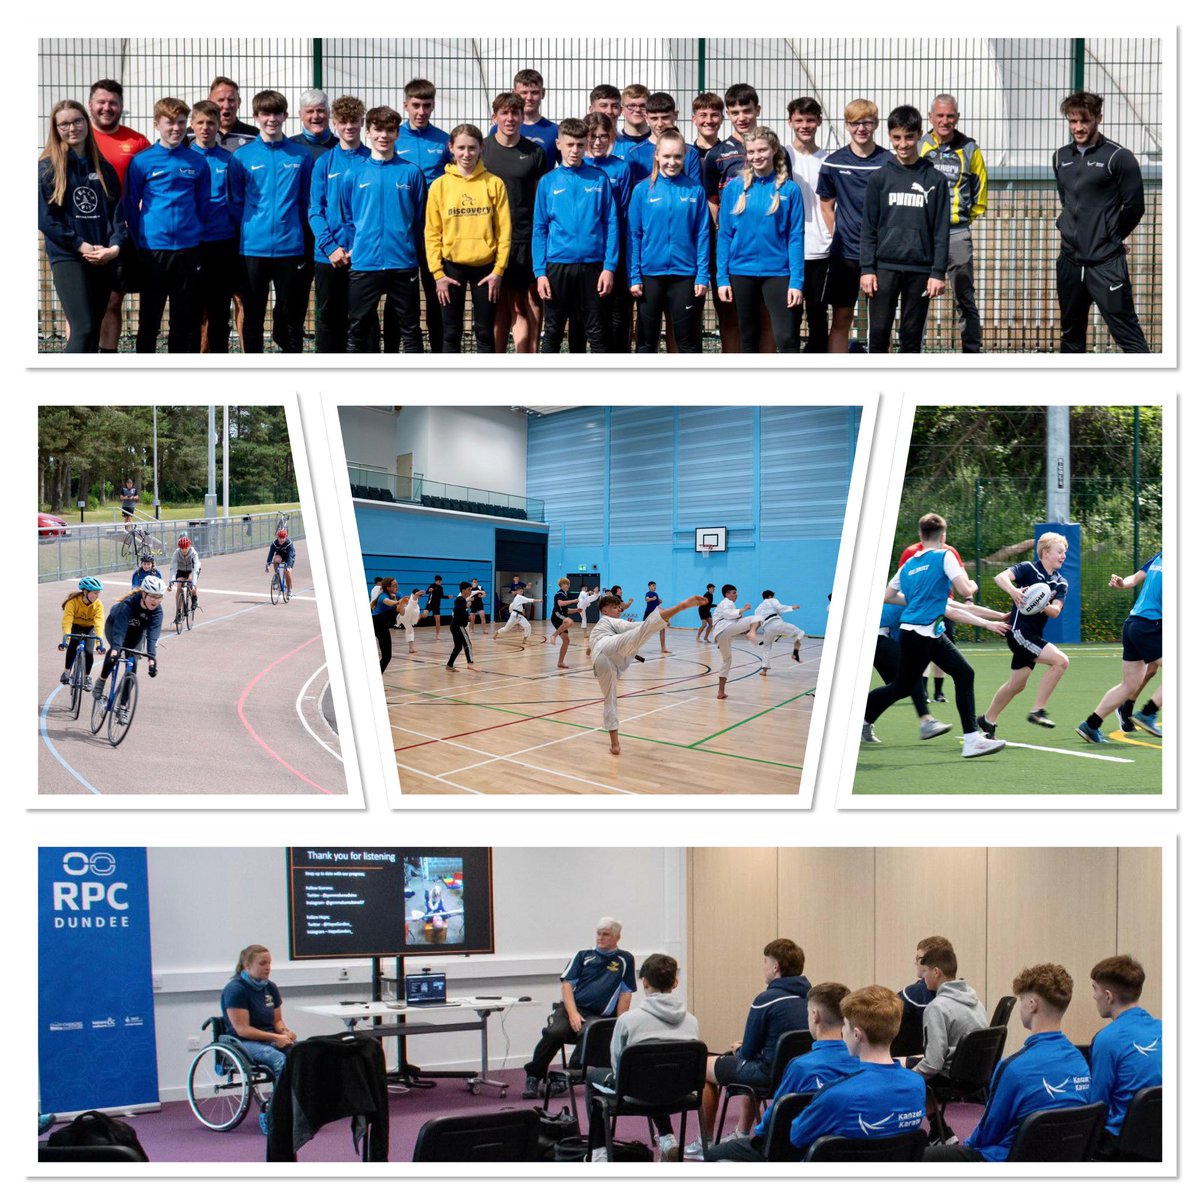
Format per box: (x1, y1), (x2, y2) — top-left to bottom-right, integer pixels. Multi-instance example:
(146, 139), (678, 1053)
(786, 144), (832, 260)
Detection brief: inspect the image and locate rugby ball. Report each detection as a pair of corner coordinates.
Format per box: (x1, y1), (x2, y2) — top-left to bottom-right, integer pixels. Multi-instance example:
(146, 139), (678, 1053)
(1019, 582), (1053, 616)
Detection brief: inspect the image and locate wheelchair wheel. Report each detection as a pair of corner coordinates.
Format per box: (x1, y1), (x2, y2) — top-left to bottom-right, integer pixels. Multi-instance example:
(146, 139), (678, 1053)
(187, 1043), (252, 1131)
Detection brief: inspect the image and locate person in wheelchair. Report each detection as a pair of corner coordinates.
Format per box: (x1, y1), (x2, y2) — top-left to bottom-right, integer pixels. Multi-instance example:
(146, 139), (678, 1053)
(220, 944), (297, 1084)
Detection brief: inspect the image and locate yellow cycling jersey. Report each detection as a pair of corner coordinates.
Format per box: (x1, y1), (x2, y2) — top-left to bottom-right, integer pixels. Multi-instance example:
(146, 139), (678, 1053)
(62, 594), (105, 636)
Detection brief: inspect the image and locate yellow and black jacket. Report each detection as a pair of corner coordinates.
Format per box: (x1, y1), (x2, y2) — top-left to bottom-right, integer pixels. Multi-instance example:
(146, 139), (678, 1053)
(918, 130), (988, 228)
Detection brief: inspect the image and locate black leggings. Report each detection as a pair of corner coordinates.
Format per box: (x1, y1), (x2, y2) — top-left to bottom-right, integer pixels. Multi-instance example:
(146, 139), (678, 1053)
(874, 633), (930, 719)
(730, 274), (800, 352)
(241, 254), (309, 353)
(51, 259), (113, 353)
(636, 275), (701, 353)
(440, 260), (497, 353)
(868, 268), (931, 353)
(374, 613), (393, 672)
(64, 626), (97, 675)
(865, 628), (976, 735)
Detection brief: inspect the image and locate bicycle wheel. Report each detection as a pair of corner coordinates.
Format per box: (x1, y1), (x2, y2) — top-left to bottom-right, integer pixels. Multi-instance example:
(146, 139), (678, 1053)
(69, 659), (83, 720)
(187, 1044), (252, 1131)
(107, 672), (138, 747)
(270, 573), (281, 606)
(89, 677), (109, 735)
(282, 574), (290, 605)
(185, 591), (194, 630)
(174, 595), (185, 635)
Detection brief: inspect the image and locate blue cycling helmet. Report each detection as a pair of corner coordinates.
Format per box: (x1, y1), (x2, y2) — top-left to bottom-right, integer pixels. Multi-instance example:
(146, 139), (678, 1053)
(79, 577), (104, 592)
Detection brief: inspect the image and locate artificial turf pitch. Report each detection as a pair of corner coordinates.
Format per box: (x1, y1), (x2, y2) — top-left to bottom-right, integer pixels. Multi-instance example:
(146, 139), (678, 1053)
(853, 643), (1163, 795)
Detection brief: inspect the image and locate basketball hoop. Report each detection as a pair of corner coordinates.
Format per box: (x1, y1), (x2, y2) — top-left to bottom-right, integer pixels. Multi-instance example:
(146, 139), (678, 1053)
(700, 546), (710, 559)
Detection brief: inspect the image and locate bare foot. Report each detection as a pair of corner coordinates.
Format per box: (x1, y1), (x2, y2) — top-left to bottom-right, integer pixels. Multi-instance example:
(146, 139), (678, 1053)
(661, 648), (672, 655)
(610, 744), (621, 755)
(760, 668), (769, 675)
(717, 688), (727, 700)
(557, 663), (569, 670)
(446, 665), (458, 671)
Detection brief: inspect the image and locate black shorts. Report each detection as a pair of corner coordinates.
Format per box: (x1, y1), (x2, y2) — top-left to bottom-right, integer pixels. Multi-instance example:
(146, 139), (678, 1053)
(713, 1052), (770, 1090)
(503, 241), (535, 290)
(1122, 614), (1162, 663)
(826, 254), (864, 309)
(112, 244), (141, 295)
(174, 570), (193, 581)
(1006, 629), (1047, 671)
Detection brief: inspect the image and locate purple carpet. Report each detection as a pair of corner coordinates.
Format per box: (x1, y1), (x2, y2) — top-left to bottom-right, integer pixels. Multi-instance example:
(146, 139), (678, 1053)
(40, 1067), (986, 1162)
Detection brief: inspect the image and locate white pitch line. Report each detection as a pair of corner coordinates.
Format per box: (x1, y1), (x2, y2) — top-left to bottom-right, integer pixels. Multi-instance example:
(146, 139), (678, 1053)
(396, 761), (483, 795)
(296, 662), (343, 763)
(189, 586), (318, 601)
(958, 737), (1135, 763)
(390, 722), (497, 761)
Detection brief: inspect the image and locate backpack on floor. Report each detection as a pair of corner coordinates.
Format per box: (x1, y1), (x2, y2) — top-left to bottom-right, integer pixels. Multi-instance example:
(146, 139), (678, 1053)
(553, 1134), (653, 1162)
(536, 1105), (581, 1159)
(45, 1110), (149, 1161)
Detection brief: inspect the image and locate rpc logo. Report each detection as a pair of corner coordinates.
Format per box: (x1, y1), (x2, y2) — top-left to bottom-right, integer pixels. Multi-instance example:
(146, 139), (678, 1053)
(51, 851), (130, 927)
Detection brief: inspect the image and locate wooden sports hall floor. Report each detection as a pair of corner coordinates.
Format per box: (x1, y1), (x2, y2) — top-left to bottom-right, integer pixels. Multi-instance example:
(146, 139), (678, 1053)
(384, 621), (817, 795)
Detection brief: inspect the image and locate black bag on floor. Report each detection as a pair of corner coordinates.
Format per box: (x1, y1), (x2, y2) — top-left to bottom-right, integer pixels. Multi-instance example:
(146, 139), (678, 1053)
(537, 1105), (581, 1159)
(45, 1110), (149, 1161)
(553, 1134), (653, 1162)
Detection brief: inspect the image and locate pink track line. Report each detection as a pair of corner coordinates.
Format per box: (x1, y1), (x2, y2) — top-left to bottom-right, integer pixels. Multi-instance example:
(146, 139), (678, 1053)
(237, 633), (332, 794)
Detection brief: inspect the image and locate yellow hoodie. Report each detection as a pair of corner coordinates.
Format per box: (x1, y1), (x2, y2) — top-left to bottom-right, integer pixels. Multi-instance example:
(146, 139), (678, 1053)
(62, 593), (105, 637)
(425, 161), (512, 278)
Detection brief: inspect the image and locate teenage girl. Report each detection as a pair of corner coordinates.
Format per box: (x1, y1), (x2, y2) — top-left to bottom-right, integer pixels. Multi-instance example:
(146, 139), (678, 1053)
(59, 577), (106, 688)
(372, 577), (402, 671)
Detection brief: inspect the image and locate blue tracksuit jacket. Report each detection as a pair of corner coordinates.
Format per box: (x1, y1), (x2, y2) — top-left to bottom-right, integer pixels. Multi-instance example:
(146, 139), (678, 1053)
(754, 1039), (863, 1137)
(790, 1061), (926, 1153)
(308, 144), (371, 263)
(396, 122), (453, 185)
(1088, 1007), (1162, 1136)
(228, 137), (314, 257)
(189, 143), (235, 242)
(625, 138), (704, 187)
(531, 164), (619, 275)
(716, 173), (805, 289)
(124, 142), (211, 250)
(338, 154), (427, 271)
(626, 173), (709, 286)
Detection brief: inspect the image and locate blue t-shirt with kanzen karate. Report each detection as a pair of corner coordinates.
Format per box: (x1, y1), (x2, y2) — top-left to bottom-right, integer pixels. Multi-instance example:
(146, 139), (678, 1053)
(561, 946), (636, 1015)
(754, 1038), (863, 1137)
(221, 973), (283, 1034)
(1130, 552), (1163, 620)
(789, 1060), (925, 1153)
(1088, 1007), (1162, 1135)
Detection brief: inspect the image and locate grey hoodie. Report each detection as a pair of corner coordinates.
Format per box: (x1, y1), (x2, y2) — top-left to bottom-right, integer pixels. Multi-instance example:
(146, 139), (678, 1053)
(917, 978), (988, 1076)
(610, 990), (701, 1076)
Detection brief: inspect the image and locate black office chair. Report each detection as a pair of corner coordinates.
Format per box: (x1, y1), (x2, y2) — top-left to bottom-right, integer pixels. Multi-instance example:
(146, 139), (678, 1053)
(928, 1024), (1008, 1143)
(805, 1128), (928, 1162)
(412, 1109), (540, 1162)
(761, 1091), (815, 1162)
(593, 1039), (708, 1163)
(1112, 1086), (1162, 1161)
(547, 1016), (616, 1121)
(38, 1143), (147, 1162)
(990, 995), (1017, 1027)
(714, 1027), (814, 1143)
(1007, 1101), (1106, 1162)
(891, 998), (926, 1059)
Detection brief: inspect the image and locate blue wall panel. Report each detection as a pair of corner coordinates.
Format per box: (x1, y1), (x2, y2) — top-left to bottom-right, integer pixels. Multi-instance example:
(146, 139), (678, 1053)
(609, 408), (675, 544)
(677, 407), (756, 538)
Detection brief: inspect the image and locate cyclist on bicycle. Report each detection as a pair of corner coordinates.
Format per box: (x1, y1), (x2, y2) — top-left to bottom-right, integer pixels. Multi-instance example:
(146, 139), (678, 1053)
(265, 528), (296, 598)
(99, 577), (164, 713)
(169, 535), (202, 614)
(59, 577), (105, 690)
(131, 553), (161, 589)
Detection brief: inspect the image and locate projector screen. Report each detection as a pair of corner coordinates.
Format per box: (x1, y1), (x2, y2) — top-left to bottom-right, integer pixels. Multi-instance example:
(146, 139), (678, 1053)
(286, 847), (495, 959)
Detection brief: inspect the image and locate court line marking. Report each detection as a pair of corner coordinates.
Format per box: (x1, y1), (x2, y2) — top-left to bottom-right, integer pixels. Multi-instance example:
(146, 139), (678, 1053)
(958, 737), (1135, 763)
(396, 761), (483, 795)
(1106, 730), (1162, 751)
(687, 690), (814, 748)
(296, 662), (343, 763)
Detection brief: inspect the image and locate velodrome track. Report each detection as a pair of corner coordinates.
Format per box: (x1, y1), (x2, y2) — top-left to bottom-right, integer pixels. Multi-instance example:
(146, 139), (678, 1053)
(38, 545), (345, 796)
(386, 622), (819, 795)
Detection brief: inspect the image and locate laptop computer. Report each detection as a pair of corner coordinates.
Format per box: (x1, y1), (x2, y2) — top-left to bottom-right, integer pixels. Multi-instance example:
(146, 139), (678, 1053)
(405, 972), (456, 1006)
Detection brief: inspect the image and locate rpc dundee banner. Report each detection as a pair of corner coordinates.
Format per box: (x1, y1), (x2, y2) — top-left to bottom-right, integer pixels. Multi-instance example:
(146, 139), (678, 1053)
(38, 848), (159, 1113)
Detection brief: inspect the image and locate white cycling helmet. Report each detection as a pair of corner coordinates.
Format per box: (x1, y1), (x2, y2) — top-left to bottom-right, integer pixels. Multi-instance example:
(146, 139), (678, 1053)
(139, 576), (166, 596)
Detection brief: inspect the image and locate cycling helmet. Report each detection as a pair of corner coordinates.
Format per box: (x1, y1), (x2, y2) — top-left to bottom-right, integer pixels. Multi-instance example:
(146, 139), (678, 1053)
(178, 536), (192, 550)
(139, 576), (166, 596)
(78, 577), (103, 592)
(276, 528), (287, 538)
(140, 553), (154, 563)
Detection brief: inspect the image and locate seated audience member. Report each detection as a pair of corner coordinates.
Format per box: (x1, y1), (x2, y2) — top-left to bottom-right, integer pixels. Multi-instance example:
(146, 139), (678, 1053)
(522, 916), (635, 1099)
(696, 938), (811, 1148)
(706, 980), (861, 1162)
(587, 952), (701, 1162)
(914, 942), (988, 1124)
(220, 944), (297, 1085)
(788, 985), (926, 1155)
(925, 962), (1091, 1161)
(897, 934), (954, 1051)
(1088, 954), (1163, 1156)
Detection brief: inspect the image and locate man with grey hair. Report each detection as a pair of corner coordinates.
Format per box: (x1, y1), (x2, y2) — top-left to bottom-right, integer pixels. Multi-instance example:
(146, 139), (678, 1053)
(290, 89), (336, 158)
(522, 916), (636, 1099)
(918, 93), (988, 352)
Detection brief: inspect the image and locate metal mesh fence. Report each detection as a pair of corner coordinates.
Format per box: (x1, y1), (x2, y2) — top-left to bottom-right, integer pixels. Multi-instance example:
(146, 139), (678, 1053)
(38, 508), (304, 584)
(38, 37), (1162, 353)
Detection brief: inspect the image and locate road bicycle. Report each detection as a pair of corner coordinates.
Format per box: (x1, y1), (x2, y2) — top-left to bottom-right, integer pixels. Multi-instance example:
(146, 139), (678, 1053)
(120, 524), (157, 561)
(170, 578), (197, 634)
(59, 632), (101, 720)
(270, 559), (290, 606)
(89, 646), (153, 747)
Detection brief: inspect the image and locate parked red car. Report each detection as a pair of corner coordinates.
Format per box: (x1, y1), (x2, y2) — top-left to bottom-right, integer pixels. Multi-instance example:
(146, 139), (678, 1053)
(38, 512), (69, 538)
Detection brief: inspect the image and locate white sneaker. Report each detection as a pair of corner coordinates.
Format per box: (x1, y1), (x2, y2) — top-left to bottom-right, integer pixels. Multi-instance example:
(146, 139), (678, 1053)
(590, 1147), (608, 1162)
(920, 718), (952, 740)
(862, 722), (881, 744)
(682, 1137), (705, 1160)
(962, 732), (1006, 758)
(658, 1133), (678, 1161)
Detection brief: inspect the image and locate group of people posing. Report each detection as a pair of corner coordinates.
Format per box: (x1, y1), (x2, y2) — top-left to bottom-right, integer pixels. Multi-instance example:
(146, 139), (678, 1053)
(39, 70), (1149, 355)
(524, 919), (1160, 1162)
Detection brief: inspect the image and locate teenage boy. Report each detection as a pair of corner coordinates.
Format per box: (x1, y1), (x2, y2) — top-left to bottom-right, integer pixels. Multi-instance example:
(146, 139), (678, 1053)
(1054, 90), (1148, 353)
(124, 97), (209, 354)
(588, 84), (622, 120)
(704, 84), (763, 352)
(188, 100), (237, 353)
(1088, 955), (1162, 1155)
(446, 580), (478, 671)
(493, 585), (533, 644)
(692, 92), (725, 168)
(863, 513), (1006, 758)
(587, 953), (701, 1163)
(532, 119), (620, 354)
(860, 105), (949, 354)
(925, 964), (1091, 1161)
(308, 95), (370, 354)
(88, 79), (150, 352)
(398, 79), (453, 354)
(870, 605), (954, 743)
(919, 93), (988, 352)
(711, 583), (762, 700)
(582, 113), (634, 352)
(706, 981), (862, 1163)
(484, 92), (550, 353)
(788, 986), (926, 1157)
(754, 590), (803, 672)
(912, 943), (988, 1139)
(511, 68), (559, 159)
(977, 532), (1071, 737)
(590, 593), (705, 754)
(817, 99), (893, 352)
(613, 84), (652, 157)
(896, 936), (953, 1051)
(625, 92), (703, 184)
(338, 105), (427, 354)
(786, 97), (832, 352)
(205, 76), (259, 150)
(228, 90), (314, 354)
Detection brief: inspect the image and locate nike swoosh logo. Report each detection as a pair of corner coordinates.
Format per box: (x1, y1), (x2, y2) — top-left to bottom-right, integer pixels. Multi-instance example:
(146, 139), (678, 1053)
(649, 197), (663, 203)
(684, 305), (694, 310)
(552, 188), (565, 195)
(359, 182), (370, 188)
(250, 164), (264, 170)
(519, 154), (529, 160)
(1109, 283), (1124, 291)
(149, 171), (166, 178)
(329, 172), (341, 177)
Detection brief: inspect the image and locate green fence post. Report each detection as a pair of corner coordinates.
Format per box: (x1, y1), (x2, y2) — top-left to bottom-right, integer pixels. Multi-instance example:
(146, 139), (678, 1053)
(974, 478), (983, 643)
(313, 38), (323, 89)
(1072, 38), (1085, 92)
(1132, 406), (1141, 568)
(698, 38), (706, 94)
